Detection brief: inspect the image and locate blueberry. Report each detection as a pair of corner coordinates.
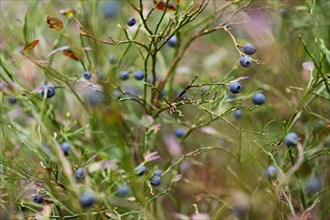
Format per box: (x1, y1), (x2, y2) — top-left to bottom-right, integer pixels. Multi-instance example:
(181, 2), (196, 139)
(40, 86), (55, 98)
(175, 128), (185, 138)
(243, 43), (256, 55)
(306, 177), (322, 195)
(83, 71), (91, 80)
(284, 132), (299, 147)
(80, 192), (95, 208)
(229, 81), (242, 94)
(324, 136), (330, 148)
(150, 175), (161, 187)
(127, 17), (136, 26)
(252, 92), (266, 105)
(233, 109), (243, 119)
(33, 195), (43, 204)
(60, 142), (71, 156)
(240, 55), (252, 67)
(75, 168), (84, 179)
(134, 164), (147, 176)
(153, 169), (163, 177)
(108, 55), (117, 64)
(119, 71), (129, 81)
(264, 165), (278, 180)
(102, 2), (121, 19)
(168, 35), (177, 47)
(8, 96), (17, 104)
(116, 184), (130, 197)
(133, 70), (145, 81)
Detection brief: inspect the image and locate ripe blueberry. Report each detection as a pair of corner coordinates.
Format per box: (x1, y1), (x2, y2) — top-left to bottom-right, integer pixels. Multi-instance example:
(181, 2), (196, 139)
(264, 165), (278, 180)
(284, 132), (299, 147)
(8, 96), (17, 104)
(127, 17), (136, 26)
(153, 169), (163, 177)
(134, 164), (147, 176)
(175, 128), (185, 138)
(33, 195), (43, 204)
(229, 81), (242, 94)
(233, 109), (242, 119)
(306, 177), (322, 195)
(168, 35), (177, 47)
(116, 184), (130, 197)
(75, 168), (84, 179)
(108, 55), (117, 64)
(243, 43), (256, 55)
(102, 2), (121, 19)
(80, 192), (95, 208)
(119, 71), (129, 81)
(40, 86), (55, 98)
(133, 70), (145, 80)
(150, 175), (161, 187)
(240, 55), (252, 67)
(252, 92), (266, 105)
(83, 71), (91, 80)
(60, 142), (71, 156)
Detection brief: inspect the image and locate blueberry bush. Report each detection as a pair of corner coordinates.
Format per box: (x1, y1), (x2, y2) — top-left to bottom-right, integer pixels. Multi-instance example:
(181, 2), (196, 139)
(0, 0), (329, 219)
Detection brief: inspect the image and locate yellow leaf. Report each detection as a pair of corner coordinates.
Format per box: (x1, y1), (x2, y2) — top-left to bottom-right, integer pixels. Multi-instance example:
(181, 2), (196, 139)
(22, 39), (39, 55)
(46, 16), (64, 31)
(153, 0), (176, 12)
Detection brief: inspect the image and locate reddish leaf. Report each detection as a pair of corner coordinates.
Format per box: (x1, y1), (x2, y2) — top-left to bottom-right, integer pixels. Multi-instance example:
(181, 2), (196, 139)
(63, 49), (79, 61)
(153, 0), (176, 12)
(22, 39), (39, 55)
(59, 8), (75, 17)
(46, 16), (64, 31)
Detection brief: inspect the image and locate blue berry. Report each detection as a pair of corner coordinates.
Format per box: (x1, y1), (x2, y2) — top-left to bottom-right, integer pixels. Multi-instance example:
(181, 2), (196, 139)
(175, 128), (185, 138)
(240, 55), (252, 67)
(116, 184), (130, 197)
(306, 177), (322, 195)
(153, 169), (163, 177)
(229, 81), (242, 94)
(102, 2), (121, 19)
(150, 175), (161, 187)
(133, 70), (145, 81)
(134, 164), (147, 176)
(80, 192), (95, 208)
(8, 96), (17, 104)
(75, 168), (84, 179)
(168, 35), (177, 47)
(60, 142), (71, 156)
(252, 92), (266, 105)
(33, 195), (43, 204)
(243, 43), (256, 55)
(233, 109), (242, 119)
(119, 71), (129, 80)
(40, 86), (55, 98)
(264, 165), (278, 180)
(108, 55), (117, 64)
(83, 71), (91, 80)
(284, 132), (299, 147)
(127, 17), (136, 26)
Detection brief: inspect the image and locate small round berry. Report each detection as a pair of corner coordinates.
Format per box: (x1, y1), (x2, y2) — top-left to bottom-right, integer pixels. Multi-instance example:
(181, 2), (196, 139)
(127, 17), (136, 26)
(233, 109), (243, 119)
(175, 128), (185, 138)
(75, 168), (84, 179)
(116, 184), (130, 197)
(252, 92), (266, 105)
(133, 70), (145, 81)
(102, 2), (121, 19)
(134, 164), (147, 176)
(240, 55), (252, 67)
(243, 43), (256, 55)
(284, 132), (299, 147)
(40, 86), (55, 99)
(8, 96), (17, 105)
(150, 175), (161, 187)
(80, 192), (95, 208)
(33, 195), (43, 204)
(264, 165), (278, 180)
(153, 169), (163, 177)
(306, 177), (322, 195)
(168, 35), (177, 47)
(108, 55), (117, 64)
(119, 71), (129, 81)
(60, 142), (71, 156)
(83, 71), (91, 80)
(229, 81), (242, 94)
